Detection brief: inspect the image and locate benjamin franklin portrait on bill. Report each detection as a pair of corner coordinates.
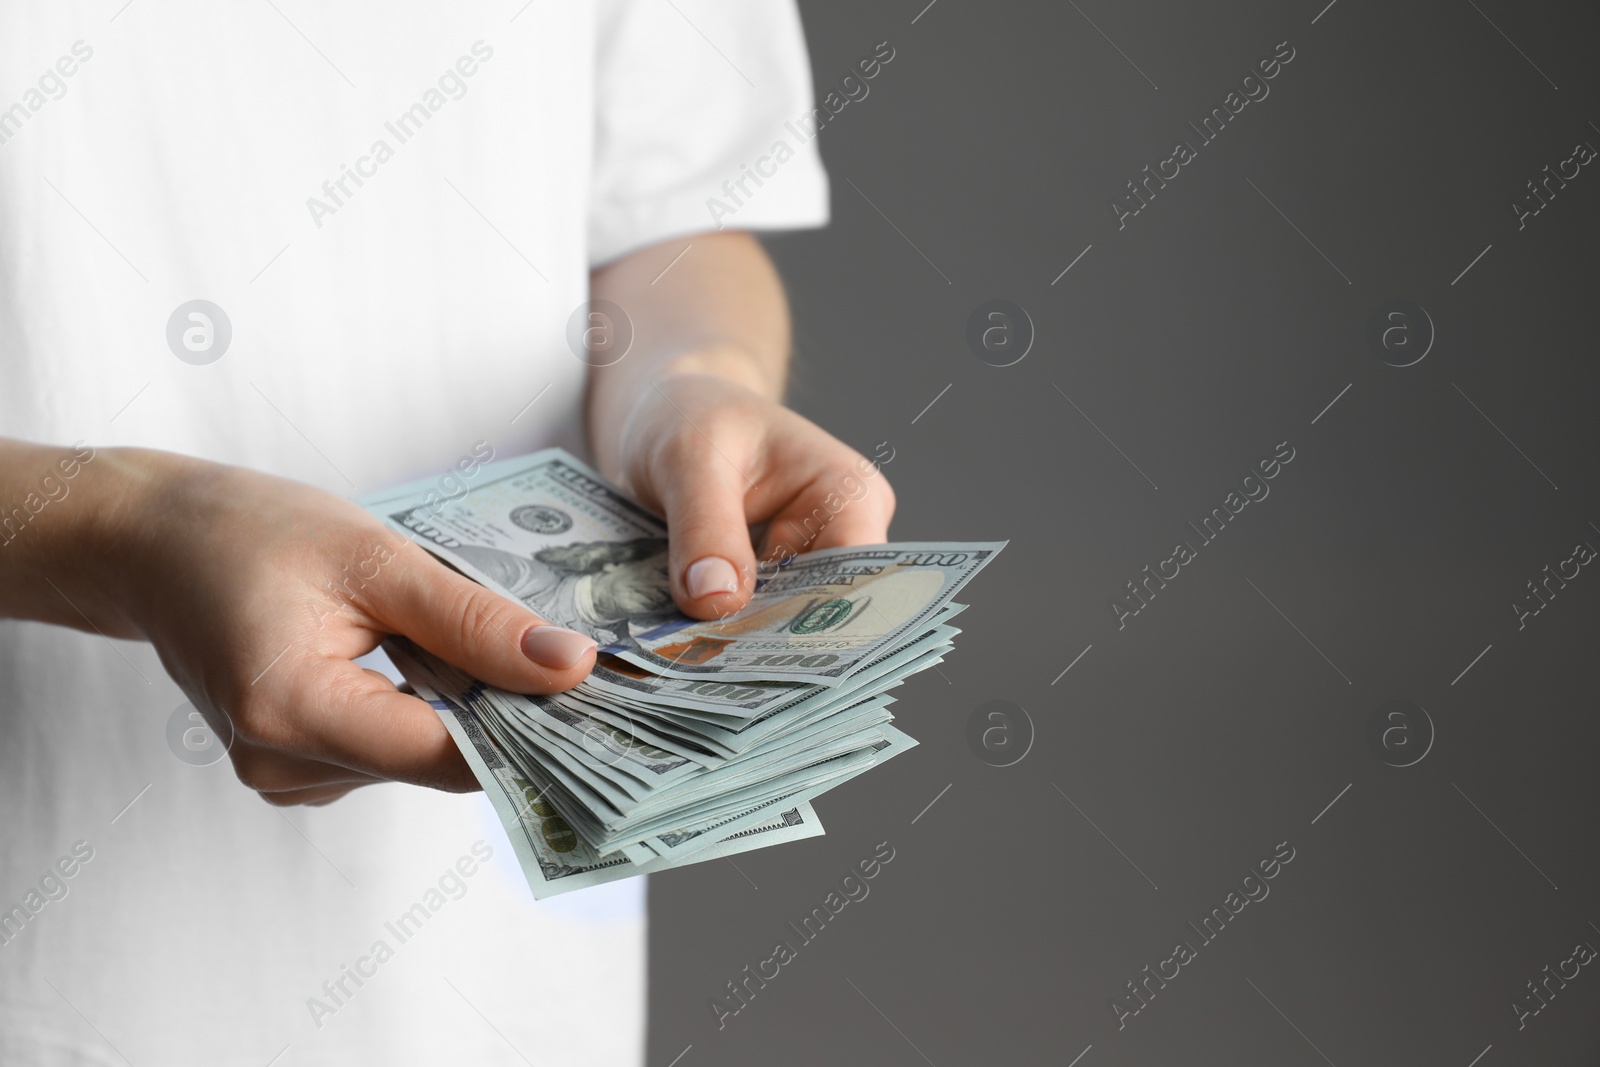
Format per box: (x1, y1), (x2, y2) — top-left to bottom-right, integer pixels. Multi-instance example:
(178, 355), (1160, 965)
(451, 537), (678, 647)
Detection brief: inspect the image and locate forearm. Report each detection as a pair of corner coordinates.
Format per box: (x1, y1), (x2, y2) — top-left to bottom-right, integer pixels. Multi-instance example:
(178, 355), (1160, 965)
(585, 231), (792, 480)
(0, 436), (170, 637)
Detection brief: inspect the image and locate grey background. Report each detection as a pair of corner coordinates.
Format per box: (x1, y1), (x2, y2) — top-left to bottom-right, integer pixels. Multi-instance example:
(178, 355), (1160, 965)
(648, 1), (1600, 1064)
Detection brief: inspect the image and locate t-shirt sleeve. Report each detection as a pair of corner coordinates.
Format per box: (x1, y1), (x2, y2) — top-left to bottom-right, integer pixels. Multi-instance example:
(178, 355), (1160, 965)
(587, 0), (829, 267)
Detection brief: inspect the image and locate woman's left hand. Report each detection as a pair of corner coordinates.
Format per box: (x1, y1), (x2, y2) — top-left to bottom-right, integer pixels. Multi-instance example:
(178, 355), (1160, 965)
(610, 367), (895, 621)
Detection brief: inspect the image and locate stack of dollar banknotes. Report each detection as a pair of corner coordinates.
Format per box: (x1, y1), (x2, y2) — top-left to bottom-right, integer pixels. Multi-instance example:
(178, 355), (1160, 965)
(359, 449), (1002, 898)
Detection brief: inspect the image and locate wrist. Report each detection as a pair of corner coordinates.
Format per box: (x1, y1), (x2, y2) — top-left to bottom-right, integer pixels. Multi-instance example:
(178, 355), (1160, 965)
(598, 343), (784, 485)
(658, 341), (783, 401)
(41, 446), (200, 637)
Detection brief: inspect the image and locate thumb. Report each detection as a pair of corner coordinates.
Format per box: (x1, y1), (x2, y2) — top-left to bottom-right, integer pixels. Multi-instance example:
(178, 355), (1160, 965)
(367, 541), (596, 693)
(655, 456), (758, 621)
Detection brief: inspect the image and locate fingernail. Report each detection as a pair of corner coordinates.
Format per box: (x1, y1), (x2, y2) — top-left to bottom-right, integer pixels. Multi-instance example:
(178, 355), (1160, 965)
(686, 556), (740, 599)
(521, 625), (597, 670)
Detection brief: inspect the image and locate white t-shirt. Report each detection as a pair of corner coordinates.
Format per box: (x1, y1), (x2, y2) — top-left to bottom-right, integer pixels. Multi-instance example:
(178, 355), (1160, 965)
(0, 2), (826, 1063)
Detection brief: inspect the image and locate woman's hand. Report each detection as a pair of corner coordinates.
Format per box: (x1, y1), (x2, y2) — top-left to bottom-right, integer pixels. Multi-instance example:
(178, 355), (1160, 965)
(610, 364), (896, 621)
(39, 447), (599, 806)
(586, 232), (896, 622)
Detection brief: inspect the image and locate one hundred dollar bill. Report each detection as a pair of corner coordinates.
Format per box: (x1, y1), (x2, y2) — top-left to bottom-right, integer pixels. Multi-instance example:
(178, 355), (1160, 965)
(359, 449), (1003, 685)
(363, 448), (982, 898)
(608, 544), (1000, 684)
(393, 645), (829, 898)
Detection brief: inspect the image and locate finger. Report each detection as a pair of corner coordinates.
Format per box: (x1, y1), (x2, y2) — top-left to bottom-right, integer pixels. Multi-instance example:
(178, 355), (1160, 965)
(369, 542), (596, 694)
(760, 467), (896, 557)
(230, 742), (386, 794)
(654, 449), (760, 621)
(297, 660), (480, 791)
(259, 782), (370, 807)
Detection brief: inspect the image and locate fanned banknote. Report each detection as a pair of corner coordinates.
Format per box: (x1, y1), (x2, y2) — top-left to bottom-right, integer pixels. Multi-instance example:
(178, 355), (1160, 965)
(360, 449), (998, 899)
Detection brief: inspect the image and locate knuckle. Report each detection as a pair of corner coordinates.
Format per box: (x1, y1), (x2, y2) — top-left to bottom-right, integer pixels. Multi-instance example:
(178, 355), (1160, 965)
(231, 677), (329, 753)
(258, 786), (343, 808)
(875, 471), (898, 512)
(450, 587), (521, 654)
(230, 748), (279, 792)
(229, 700), (289, 750)
(846, 452), (896, 513)
(227, 702), (267, 745)
(661, 409), (743, 465)
(656, 424), (708, 469)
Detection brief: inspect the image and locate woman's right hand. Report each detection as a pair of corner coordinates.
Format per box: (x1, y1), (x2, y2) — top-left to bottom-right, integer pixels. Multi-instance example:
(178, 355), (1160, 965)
(6, 442), (598, 806)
